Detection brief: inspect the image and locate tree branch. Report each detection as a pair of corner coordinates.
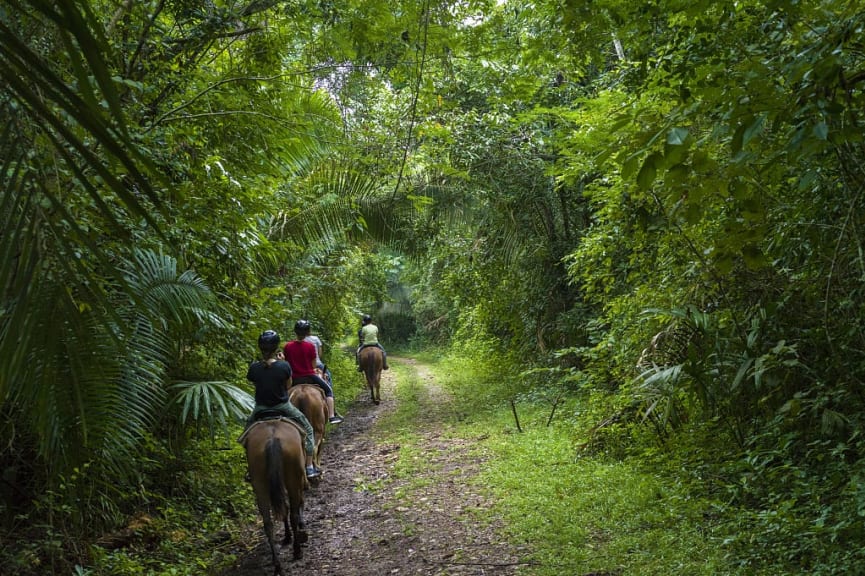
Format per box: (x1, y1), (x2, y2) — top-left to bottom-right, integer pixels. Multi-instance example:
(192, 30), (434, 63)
(126, 0), (166, 79)
(391, 0), (430, 202)
(154, 109), (299, 127)
(146, 75), (297, 130)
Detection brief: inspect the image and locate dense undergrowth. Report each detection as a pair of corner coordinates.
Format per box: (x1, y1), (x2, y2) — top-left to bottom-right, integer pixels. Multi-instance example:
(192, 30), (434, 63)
(0, 354), (361, 576)
(1, 432), (252, 576)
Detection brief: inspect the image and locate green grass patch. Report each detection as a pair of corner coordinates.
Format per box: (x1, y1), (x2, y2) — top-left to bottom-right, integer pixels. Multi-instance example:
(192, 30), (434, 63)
(347, 354), (789, 575)
(375, 363), (425, 440)
(408, 356), (777, 576)
(363, 363), (441, 505)
(476, 421), (739, 575)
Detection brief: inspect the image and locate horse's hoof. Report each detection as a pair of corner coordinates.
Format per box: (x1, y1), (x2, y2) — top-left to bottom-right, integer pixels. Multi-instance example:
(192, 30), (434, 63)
(281, 535), (292, 546)
(374, 400), (380, 405)
(296, 530), (308, 544)
(293, 547), (303, 560)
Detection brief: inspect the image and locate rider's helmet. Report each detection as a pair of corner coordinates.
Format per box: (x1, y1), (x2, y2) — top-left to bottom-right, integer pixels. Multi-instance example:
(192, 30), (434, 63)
(362, 314), (372, 325)
(294, 319), (311, 335)
(258, 330), (280, 353)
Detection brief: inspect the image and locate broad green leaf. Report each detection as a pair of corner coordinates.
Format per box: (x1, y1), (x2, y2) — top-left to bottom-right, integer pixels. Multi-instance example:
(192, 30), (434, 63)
(636, 153), (662, 190)
(667, 127), (689, 146)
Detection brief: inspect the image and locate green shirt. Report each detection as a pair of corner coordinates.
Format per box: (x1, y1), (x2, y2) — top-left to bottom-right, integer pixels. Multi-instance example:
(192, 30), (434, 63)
(360, 323), (379, 345)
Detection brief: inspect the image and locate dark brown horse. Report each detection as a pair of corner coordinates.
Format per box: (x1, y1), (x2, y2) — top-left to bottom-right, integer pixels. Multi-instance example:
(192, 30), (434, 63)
(289, 383), (327, 473)
(359, 346), (383, 404)
(242, 419), (308, 575)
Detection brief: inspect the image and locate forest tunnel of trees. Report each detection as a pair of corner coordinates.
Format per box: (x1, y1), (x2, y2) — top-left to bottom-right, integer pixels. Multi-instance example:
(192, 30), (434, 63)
(2, 0), (865, 574)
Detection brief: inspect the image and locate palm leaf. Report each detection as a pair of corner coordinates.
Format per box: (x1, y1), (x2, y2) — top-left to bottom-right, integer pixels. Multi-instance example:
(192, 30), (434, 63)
(272, 162), (418, 256)
(122, 249), (224, 329)
(170, 380), (254, 439)
(0, 13), (163, 221)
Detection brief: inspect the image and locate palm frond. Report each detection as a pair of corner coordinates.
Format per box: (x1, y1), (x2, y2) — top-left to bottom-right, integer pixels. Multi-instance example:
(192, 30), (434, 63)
(0, 7), (163, 223)
(277, 89), (344, 176)
(170, 380), (254, 438)
(271, 162), (417, 255)
(122, 249), (225, 330)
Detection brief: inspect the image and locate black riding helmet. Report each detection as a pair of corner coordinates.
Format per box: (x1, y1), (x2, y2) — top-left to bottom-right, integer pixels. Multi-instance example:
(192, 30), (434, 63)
(294, 319), (311, 335)
(258, 330), (280, 353)
(361, 314), (372, 325)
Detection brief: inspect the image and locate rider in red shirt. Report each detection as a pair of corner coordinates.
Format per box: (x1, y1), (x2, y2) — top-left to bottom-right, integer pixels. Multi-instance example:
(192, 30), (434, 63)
(283, 319), (344, 424)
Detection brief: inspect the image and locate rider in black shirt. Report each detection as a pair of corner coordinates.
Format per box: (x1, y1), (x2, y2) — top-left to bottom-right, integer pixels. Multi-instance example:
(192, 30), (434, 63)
(245, 330), (320, 479)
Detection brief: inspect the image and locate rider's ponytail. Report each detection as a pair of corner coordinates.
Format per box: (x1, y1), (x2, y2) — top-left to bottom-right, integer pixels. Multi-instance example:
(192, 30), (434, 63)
(262, 349), (280, 368)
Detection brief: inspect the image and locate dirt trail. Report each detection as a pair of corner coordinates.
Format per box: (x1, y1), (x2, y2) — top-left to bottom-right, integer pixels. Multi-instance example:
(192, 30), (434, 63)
(223, 357), (527, 575)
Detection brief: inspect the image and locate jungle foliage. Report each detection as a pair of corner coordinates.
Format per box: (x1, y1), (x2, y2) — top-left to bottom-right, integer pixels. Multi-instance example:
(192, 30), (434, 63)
(1, 0), (864, 574)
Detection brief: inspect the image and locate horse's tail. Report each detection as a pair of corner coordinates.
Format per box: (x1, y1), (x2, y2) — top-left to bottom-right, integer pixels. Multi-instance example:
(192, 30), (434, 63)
(363, 359), (374, 381)
(363, 348), (382, 380)
(265, 438), (288, 520)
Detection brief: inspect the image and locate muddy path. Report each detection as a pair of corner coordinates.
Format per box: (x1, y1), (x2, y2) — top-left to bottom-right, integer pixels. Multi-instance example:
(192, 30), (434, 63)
(222, 357), (528, 575)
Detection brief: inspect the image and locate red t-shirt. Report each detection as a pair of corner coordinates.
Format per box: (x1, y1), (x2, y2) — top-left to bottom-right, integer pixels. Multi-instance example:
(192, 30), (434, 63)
(283, 339), (317, 378)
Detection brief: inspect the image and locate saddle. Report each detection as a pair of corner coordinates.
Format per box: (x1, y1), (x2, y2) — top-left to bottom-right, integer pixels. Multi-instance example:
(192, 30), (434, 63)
(289, 382), (326, 399)
(237, 416), (307, 447)
(254, 408), (286, 420)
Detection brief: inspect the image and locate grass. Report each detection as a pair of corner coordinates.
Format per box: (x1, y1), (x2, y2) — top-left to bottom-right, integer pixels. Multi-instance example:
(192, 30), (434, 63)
(388, 354), (778, 576)
(472, 419), (734, 575)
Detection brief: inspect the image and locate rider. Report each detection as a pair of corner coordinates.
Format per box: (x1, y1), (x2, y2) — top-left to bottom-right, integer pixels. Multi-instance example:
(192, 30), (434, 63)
(284, 319), (344, 424)
(303, 328), (332, 385)
(245, 330), (320, 479)
(356, 313), (389, 371)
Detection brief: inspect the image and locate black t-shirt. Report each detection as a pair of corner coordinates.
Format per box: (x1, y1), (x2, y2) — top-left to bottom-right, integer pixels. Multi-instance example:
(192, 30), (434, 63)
(247, 360), (292, 406)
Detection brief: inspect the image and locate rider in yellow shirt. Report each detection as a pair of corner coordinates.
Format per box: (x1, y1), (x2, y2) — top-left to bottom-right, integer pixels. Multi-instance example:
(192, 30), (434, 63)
(356, 314), (389, 371)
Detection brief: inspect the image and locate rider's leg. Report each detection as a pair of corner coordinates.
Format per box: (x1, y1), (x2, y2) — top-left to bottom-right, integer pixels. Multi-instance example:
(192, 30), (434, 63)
(311, 374), (343, 423)
(274, 401), (319, 477)
(378, 343), (389, 369)
(281, 401), (316, 458)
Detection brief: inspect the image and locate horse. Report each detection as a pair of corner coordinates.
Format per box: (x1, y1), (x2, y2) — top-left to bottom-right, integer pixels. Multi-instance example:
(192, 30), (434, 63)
(241, 419), (308, 575)
(288, 383), (328, 474)
(358, 345), (383, 404)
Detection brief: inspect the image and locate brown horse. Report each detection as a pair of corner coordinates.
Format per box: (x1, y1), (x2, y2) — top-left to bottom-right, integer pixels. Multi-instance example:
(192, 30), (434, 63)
(289, 383), (328, 473)
(242, 419), (308, 575)
(359, 346), (383, 404)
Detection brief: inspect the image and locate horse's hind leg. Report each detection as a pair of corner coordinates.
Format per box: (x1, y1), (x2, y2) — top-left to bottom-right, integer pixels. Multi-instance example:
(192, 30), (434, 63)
(281, 517), (291, 545)
(369, 378), (378, 405)
(261, 510), (284, 576)
(290, 494), (307, 559)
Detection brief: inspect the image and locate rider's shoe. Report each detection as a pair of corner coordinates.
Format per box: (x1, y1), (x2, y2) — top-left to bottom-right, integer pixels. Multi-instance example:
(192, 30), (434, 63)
(356, 365), (363, 372)
(383, 364), (389, 370)
(328, 414), (344, 424)
(244, 471), (251, 482)
(306, 465), (321, 479)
